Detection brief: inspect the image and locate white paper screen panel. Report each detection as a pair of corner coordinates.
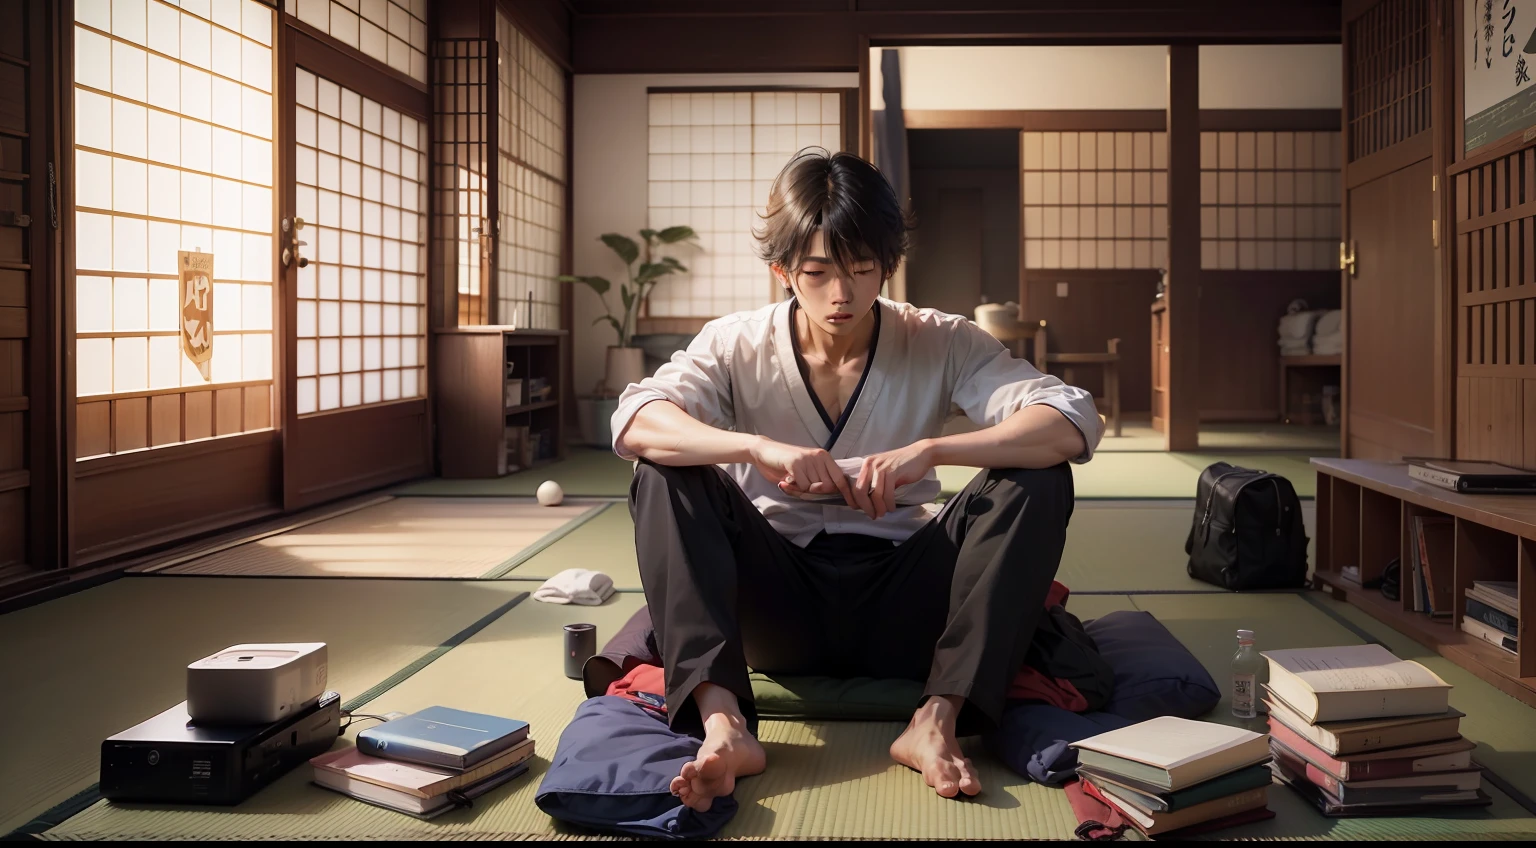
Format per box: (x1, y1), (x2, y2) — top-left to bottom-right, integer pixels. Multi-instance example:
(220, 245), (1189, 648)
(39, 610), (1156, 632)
(293, 67), (428, 415)
(496, 11), (565, 329)
(286, 0), (429, 84)
(645, 91), (844, 318)
(1199, 130), (1342, 271)
(1020, 131), (1169, 271)
(72, 0), (277, 457)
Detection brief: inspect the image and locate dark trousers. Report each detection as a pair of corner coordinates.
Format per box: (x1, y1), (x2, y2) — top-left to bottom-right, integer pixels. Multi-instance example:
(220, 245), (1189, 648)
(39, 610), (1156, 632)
(630, 460), (1073, 737)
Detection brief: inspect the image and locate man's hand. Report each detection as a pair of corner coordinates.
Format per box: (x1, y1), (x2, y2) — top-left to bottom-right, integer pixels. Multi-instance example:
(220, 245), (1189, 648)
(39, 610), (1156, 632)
(854, 440), (936, 520)
(748, 437), (876, 518)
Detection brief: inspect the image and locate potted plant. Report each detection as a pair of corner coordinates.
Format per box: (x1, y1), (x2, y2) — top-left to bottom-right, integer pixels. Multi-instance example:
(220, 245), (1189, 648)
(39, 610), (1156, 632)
(560, 226), (697, 445)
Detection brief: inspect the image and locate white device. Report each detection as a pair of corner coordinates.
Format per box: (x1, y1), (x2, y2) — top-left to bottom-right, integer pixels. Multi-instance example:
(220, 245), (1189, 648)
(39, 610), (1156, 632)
(186, 642), (329, 725)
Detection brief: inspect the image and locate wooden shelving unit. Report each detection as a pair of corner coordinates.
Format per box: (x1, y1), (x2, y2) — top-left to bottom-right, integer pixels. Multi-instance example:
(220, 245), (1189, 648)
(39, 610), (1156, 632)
(1311, 458), (1536, 707)
(435, 327), (568, 479)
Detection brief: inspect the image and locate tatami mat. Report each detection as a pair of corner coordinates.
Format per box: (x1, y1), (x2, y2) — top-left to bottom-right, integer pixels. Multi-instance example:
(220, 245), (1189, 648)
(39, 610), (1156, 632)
(938, 451), (1318, 500)
(42, 592), (1536, 840)
(394, 450), (635, 498)
(1095, 420), (1340, 454)
(502, 500), (1315, 594)
(139, 498), (606, 579)
(394, 446), (1321, 504)
(0, 577), (531, 836)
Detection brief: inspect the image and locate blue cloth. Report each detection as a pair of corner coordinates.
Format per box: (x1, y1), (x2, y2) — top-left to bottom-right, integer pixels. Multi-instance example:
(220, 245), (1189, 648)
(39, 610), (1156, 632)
(986, 610), (1220, 785)
(1093, 610), (1220, 723)
(535, 696), (738, 839)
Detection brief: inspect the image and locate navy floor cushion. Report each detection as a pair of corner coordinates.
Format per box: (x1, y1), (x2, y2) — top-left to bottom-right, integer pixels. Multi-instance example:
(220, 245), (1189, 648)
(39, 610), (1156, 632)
(1091, 610), (1219, 723)
(986, 610), (1220, 784)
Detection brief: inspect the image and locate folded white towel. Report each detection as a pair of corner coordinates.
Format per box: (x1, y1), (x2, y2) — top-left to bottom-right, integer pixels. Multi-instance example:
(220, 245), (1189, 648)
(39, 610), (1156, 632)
(1313, 309), (1342, 337)
(1277, 310), (1322, 341)
(1311, 332), (1342, 355)
(533, 568), (615, 606)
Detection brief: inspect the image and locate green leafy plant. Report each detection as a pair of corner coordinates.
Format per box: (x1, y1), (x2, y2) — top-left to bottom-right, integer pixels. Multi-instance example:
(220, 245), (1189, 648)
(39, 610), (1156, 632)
(559, 226), (698, 348)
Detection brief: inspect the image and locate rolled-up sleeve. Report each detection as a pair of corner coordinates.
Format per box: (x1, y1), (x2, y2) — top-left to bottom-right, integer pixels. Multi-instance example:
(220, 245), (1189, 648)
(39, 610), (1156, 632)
(610, 322), (736, 460)
(949, 320), (1103, 462)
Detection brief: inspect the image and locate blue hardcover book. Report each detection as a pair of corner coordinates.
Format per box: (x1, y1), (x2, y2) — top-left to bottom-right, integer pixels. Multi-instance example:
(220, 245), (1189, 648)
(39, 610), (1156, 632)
(357, 707), (530, 770)
(1465, 598), (1518, 637)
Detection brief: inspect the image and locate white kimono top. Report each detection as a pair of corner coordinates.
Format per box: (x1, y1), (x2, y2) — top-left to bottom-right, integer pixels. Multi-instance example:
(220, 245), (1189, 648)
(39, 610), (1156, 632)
(612, 298), (1102, 546)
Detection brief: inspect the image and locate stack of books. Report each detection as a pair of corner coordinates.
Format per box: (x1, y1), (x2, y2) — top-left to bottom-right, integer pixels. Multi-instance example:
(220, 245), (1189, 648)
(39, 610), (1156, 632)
(310, 706), (534, 818)
(1462, 580), (1518, 655)
(1072, 716), (1275, 838)
(1261, 644), (1491, 816)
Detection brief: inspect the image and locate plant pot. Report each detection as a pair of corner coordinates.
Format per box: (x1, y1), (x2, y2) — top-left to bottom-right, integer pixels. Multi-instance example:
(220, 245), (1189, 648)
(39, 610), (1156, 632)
(577, 396), (621, 447)
(604, 345), (646, 396)
(631, 332), (697, 374)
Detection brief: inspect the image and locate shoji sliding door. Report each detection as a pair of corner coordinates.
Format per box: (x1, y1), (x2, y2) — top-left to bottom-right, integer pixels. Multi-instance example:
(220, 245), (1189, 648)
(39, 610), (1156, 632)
(278, 8), (432, 509)
(69, 0), (282, 561)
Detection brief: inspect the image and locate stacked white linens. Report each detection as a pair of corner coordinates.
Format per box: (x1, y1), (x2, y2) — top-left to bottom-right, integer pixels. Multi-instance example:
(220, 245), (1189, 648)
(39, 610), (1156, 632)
(1311, 309), (1342, 355)
(1277, 309), (1321, 356)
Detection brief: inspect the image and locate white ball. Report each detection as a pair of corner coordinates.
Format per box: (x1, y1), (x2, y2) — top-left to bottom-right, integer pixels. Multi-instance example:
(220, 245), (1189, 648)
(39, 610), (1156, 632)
(536, 480), (564, 506)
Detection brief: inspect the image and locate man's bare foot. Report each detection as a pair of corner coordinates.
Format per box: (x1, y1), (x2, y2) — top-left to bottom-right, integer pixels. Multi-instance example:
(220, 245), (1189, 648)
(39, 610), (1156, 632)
(890, 695), (982, 799)
(669, 686), (767, 812)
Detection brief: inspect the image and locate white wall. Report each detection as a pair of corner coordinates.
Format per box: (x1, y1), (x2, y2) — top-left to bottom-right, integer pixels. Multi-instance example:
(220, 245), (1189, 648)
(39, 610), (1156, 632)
(570, 72), (858, 404)
(1199, 45), (1342, 109)
(871, 46), (1171, 111)
(869, 44), (1342, 112)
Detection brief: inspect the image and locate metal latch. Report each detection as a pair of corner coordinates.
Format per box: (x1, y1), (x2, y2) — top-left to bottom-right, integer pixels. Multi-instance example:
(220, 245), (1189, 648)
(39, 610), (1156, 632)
(0, 212), (31, 227)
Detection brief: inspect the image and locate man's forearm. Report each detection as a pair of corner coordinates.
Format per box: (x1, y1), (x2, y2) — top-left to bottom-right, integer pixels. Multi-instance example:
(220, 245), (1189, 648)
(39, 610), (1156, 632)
(617, 399), (759, 466)
(925, 404), (1087, 469)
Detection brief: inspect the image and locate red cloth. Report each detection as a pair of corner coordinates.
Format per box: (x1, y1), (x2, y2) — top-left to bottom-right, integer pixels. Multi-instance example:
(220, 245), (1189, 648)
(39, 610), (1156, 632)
(1004, 580), (1089, 710)
(604, 580), (1089, 713)
(605, 662), (668, 714)
(1064, 778), (1129, 841)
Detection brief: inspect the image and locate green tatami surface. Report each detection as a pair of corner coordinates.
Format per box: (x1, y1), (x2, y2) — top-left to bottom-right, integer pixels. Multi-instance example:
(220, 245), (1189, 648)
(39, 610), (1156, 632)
(38, 591), (1536, 841)
(0, 577), (533, 836)
(394, 446), (1322, 503)
(393, 449), (634, 498)
(500, 499), (1315, 594)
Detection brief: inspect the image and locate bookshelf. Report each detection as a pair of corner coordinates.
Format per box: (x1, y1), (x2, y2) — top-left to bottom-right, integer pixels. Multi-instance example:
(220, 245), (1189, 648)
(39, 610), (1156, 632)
(435, 327), (567, 478)
(1311, 458), (1536, 707)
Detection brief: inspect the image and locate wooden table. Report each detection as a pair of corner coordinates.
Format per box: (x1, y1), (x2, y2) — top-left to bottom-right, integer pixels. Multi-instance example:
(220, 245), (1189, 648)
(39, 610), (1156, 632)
(1046, 339), (1121, 438)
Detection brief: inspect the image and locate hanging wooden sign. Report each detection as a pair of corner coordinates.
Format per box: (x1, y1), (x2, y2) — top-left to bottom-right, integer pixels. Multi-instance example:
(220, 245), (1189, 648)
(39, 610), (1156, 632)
(178, 250), (214, 366)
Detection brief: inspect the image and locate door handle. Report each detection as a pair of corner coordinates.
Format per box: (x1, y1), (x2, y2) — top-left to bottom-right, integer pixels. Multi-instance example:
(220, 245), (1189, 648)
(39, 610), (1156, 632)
(1338, 240), (1356, 277)
(281, 217), (309, 268)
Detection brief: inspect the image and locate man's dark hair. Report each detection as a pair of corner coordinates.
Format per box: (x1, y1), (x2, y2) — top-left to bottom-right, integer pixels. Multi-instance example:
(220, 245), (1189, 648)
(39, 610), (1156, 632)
(754, 148), (910, 285)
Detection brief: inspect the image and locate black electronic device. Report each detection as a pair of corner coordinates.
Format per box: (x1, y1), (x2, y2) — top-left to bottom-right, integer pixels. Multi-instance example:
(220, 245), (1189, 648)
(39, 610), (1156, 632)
(100, 690), (341, 805)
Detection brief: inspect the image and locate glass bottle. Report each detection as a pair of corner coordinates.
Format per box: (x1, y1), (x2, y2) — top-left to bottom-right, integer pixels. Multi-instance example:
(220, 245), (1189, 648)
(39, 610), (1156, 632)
(1231, 629), (1263, 719)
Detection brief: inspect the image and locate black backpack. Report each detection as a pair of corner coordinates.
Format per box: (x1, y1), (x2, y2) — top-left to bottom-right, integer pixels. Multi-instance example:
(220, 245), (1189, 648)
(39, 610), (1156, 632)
(1185, 462), (1309, 590)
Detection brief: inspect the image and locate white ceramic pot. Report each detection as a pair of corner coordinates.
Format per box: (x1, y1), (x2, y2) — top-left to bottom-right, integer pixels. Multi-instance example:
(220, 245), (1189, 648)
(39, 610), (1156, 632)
(604, 346), (646, 396)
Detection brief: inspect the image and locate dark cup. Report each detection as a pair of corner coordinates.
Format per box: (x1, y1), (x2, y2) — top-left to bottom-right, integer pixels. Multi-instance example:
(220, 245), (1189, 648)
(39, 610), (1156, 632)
(563, 623), (597, 680)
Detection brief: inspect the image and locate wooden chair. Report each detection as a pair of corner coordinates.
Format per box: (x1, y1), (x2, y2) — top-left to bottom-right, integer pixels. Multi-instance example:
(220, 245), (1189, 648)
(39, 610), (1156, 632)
(1045, 339), (1121, 438)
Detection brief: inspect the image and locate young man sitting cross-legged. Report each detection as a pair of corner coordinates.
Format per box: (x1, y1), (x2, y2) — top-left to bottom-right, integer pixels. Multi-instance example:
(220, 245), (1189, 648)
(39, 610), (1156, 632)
(610, 149), (1101, 811)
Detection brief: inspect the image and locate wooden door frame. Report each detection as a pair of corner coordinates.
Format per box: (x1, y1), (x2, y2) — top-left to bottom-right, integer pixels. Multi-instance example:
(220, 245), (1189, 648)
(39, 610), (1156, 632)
(278, 19), (435, 511)
(20, 0), (66, 578)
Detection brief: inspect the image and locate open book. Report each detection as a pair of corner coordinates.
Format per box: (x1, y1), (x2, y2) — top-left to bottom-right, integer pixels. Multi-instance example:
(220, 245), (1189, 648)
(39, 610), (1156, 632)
(1261, 645), (1449, 723)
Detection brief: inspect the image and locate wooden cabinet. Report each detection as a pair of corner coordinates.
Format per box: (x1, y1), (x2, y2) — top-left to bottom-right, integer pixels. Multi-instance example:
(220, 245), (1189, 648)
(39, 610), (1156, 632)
(435, 327), (567, 479)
